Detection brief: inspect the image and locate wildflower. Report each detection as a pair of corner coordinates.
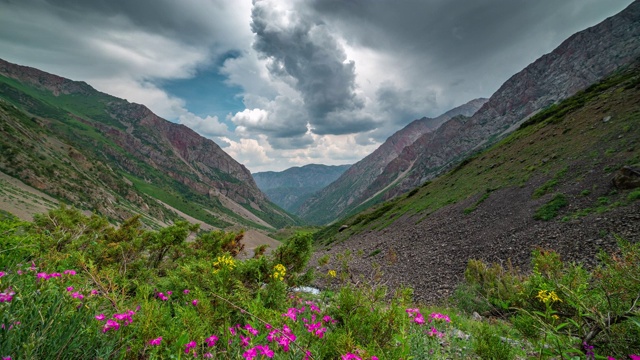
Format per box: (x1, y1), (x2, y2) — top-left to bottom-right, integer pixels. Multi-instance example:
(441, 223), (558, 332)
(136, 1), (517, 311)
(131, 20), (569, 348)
(36, 272), (49, 280)
(257, 345), (274, 358)
(630, 356), (640, 360)
(240, 335), (250, 347)
(304, 351), (312, 360)
(102, 319), (120, 333)
(63, 270), (76, 275)
(203, 353), (213, 359)
(0, 272), (6, 278)
(372, 357), (379, 360)
(245, 324), (259, 336)
(49, 272), (62, 278)
(191, 299), (199, 306)
(95, 314), (106, 321)
(205, 334), (218, 347)
(414, 313), (425, 324)
(213, 255), (236, 273)
(157, 292), (168, 301)
(17, 270), (22, 275)
(536, 290), (562, 304)
(167, 291), (172, 295)
(149, 337), (162, 346)
(3, 356), (11, 360)
(0, 289), (15, 303)
(327, 269), (337, 278)
(90, 289), (99, 296)
(271, 264), (286, 281)
(583, 342), (595, 360)
(184, 289), (190, 294)
(429, 312), (451, 323)
(283, 307), (298, 321)
(184, 341), (197, 354)
(229, 326), (237, 336)
(242, 347), (257, 360)
(71, 292), (84, 300)
(66, 286), (74, 292)
(342, 354), (362, 360)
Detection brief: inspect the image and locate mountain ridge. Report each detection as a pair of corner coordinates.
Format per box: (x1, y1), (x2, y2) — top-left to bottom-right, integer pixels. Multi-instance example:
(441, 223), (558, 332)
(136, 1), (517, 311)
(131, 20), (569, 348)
(0, 58), (298, 229)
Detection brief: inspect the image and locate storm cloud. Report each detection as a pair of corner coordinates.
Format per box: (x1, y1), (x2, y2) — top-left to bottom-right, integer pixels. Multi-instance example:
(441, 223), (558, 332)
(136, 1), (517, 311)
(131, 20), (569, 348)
(250, 0), (375, 135)
(0, 0), (634, 171)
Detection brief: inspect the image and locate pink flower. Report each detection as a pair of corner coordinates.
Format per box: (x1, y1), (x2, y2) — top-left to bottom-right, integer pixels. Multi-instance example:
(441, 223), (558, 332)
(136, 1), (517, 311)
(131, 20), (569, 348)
(341, 354), (362, 360)
(102, 319), (120, 333)
(414, 313), (425, 324)
(282, 307), (298, 321)
(0, 289), (15, 303)
(429, 312), (451, 323)
(242, 348), (257, 360)
(205, 335), (218, 347)
(184, 341), (197, 354)
(371, 357), (379, 360)
(304, 350), (312, 360)
(66, 286), (74, 292)
(50, 272), (62, 278)
(90, 289), (99, 296)
(240, 335), (250, 347)
(192, 299), (199, 306)
(244, 324), (259, 336)
(63, 270), (76, 275)
(630, 356), (640, 360)
(17, 270), (23, 275)
(36, 272), (49, 280)
(203, 353), (213, 359)
(229, 326), (237, 336)
(0, 272), (6, 278)
(257, 345), (274, 358)
(95, 314), (106, 321)
(149, 337), (162, 346)
(71, 292), (84, 300)
(183, 289), (190, 294)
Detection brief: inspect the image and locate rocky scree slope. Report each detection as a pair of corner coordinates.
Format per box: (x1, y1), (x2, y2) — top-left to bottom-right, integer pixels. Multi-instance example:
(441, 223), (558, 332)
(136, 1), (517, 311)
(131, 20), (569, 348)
(298, 98), (487, 225)
(253, 164), (350, 214)
(310, 64), (640, 303)
(0, 58), (297, 229)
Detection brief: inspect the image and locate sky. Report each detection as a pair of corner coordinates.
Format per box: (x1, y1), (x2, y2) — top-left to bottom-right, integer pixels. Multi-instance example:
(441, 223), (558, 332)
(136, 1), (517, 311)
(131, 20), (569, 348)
(0, 0), (634, 173)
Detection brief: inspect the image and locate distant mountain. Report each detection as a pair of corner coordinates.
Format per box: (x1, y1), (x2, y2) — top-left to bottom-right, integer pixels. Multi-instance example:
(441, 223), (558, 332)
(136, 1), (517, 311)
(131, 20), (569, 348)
(299, 0), (640, 225)
(253, 164), (350, 213)
(0, 58), (299, 229)
(297, 98), (487, 224)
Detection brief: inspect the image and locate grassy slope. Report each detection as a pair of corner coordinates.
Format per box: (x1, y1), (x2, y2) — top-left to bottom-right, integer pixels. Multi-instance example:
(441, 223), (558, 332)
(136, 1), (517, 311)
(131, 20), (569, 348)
(316, 63), (640, 244)
(0, 75), (297, 229)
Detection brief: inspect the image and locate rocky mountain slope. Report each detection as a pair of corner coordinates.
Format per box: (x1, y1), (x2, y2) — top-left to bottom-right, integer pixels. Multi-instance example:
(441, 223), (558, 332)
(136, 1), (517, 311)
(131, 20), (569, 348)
(298, 98), (487, 225)
(0, 58), (299, 229)
(311, 62), (640, 303)
(253, 164), (350, 213)
(300, 1), (640, 225)
(384, 1), (640, 198)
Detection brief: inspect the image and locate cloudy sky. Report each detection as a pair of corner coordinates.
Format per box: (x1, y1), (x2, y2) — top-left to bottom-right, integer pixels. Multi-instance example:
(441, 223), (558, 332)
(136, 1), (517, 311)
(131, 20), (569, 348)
(0, 0), (634, 172)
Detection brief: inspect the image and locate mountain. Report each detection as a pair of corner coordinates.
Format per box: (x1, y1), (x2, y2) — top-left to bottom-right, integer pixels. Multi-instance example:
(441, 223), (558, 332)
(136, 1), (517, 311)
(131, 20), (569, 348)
(253, 164), (350, 213)
(311, 59), (640, 303)
(300, 1), (640, 225)
(0, 58), (299, 229)
(297, 98), (487, 224)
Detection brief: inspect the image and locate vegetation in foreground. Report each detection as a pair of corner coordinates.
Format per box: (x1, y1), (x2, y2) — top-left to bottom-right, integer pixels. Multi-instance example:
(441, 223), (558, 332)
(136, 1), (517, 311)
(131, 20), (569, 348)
(1, 207), (639, 359)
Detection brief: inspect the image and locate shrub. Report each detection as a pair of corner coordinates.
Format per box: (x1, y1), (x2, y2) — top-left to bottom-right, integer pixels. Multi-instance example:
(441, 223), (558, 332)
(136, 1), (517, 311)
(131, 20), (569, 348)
(534, 193), (568, 220)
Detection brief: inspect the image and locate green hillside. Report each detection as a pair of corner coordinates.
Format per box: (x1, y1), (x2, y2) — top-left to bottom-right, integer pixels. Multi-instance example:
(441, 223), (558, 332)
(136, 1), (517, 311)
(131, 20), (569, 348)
(315, 61), (640, 244)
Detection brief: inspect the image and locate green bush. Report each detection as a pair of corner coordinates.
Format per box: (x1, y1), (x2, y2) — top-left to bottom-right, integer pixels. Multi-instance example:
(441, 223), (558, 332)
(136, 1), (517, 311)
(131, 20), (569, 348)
(534, 193), (568, 220)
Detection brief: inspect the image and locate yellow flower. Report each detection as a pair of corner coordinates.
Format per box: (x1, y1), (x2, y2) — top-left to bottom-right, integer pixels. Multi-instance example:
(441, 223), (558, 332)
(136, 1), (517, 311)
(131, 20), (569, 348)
(536, 290), (562, 304)
(213, 254), (236, 273)
(327, 269), (337, 278)
(271, 264), (286, 281)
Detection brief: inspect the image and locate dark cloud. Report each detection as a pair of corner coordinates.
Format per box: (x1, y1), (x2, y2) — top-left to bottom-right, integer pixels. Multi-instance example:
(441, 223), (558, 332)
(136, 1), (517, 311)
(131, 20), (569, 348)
(250, 0), (374, 135)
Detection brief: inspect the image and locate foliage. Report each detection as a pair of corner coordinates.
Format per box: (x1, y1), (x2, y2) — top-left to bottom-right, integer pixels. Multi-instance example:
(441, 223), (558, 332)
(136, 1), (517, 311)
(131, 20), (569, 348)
(458, 241), (640, 357)
(534, 193), (568, 221)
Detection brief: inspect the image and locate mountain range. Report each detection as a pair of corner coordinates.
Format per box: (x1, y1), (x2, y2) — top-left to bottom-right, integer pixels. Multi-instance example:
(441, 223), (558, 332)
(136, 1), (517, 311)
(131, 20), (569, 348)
(253, 164), (350, 214)
(0, 58), (298, 230)
(298, 1), (640, 225)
